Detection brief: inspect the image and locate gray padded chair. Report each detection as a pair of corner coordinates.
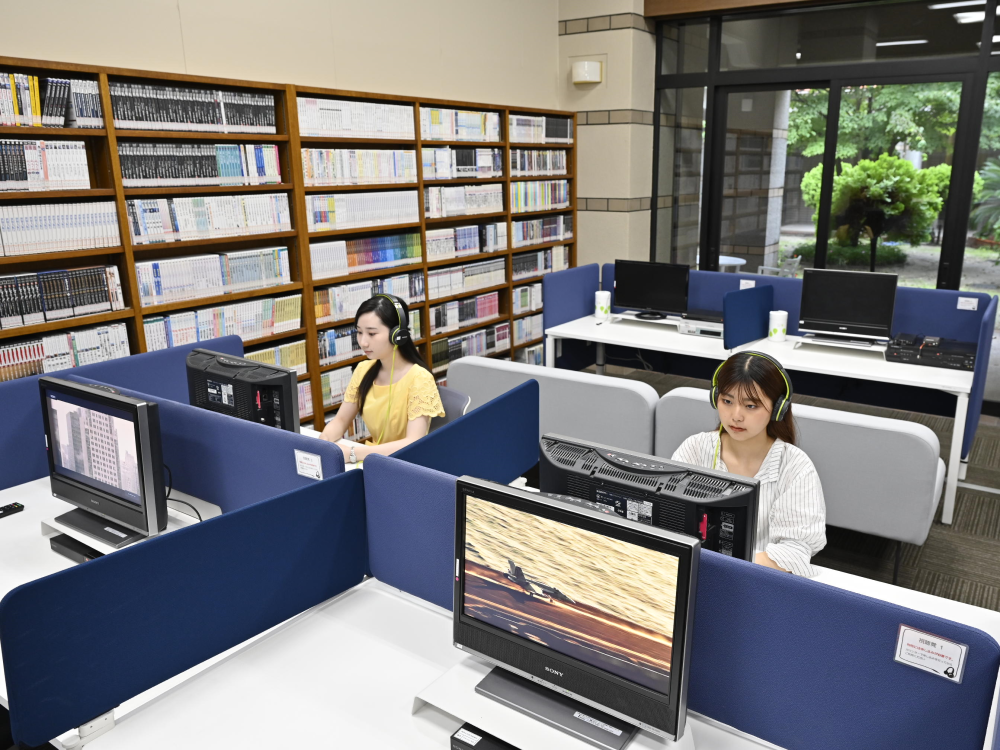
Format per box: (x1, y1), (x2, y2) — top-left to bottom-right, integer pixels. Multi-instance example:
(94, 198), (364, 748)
(447, 356), (659, 453)
(654, 387), (945, 583)
(429, 385), (471, 433)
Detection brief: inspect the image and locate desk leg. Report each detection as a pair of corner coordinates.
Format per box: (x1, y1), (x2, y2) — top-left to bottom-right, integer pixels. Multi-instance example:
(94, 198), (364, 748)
(596, 342), (606, 376)
(943, 392), (969, 525)
(545, 335), (556, 368)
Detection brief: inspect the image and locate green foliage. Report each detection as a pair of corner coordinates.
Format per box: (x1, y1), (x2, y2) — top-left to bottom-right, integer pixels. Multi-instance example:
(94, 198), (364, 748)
(793, 239), (908, 268)
(971, 158), (1000, 240)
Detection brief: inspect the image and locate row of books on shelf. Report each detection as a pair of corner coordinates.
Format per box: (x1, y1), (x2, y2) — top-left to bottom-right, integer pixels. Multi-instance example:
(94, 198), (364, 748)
(118, 143), (282, 188)
(110, 82), (276, 134)
(135, 246), (291, 307)
(297, 98), (414, 140)
(305, 190), (419, 232)
(510, 180), (570, 213)
(512, 246), (570, 280)
(318, 310), (424, 367)
(126, 193), (292, 245)
(322, 366), (353, 408)
(0, 74), (102, 128)
(0, 323), (129, 382)
(299, 380), (314, 420)
(0, 140), (91, 191)
(244, 339), (307, 376)
(314, 270), (424, 325)
(431, 321), (509, 372)
(510, 149), (568, 177)
(428, 258), (505, 300)
(424, 184), (503, 219)
(0, 265), (125, 328)
(514, 343), (544, 366)
(310, 233), (422, 280)
(426, 221), (506, 261)
(509, 115), (573, 144)
(512, 214), (573, 248)
(422, 148), (503, 180)
(301, 148), (417, 187)
(421, 108), (501, 142)
(512, 283), (543, 315)
(142, 293), (302, 351)
(0, 201), (120, 256)
(513, 313), (543, 346)
(429, 291), (500, 335)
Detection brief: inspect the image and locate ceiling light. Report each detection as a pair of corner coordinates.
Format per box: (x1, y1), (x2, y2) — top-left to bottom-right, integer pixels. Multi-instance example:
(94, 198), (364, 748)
(876, 39), (930, 46)
(929, 0), (984, 8)
(954, 11), (987, 22)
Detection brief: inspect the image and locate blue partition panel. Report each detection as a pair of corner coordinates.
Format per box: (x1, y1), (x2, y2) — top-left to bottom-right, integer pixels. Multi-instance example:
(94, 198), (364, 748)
(0, 337), (242, 493)
(393, 380), (539, 485)
(64, 376), (345, 512)
(690, 552), (1000, 750)
(365, 454), (455, 611)
(0, 470), (367, 747)
(966, 295), (998, 459)
(544, 264), (600, 369)
(893, 288), (991, 342)
(722, 285), (773, 350)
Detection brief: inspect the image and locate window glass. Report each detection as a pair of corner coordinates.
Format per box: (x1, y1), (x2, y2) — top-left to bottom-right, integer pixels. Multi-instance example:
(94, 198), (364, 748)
(661, 21), (711, 75)
(961, 72), (1000, 300)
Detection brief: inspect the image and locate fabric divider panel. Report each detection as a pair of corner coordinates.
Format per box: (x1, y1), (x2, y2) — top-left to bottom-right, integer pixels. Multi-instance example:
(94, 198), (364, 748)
(690, 551), (1000, 750)
(689, 270), (738, 314)
(893, 288), (991, 342)
(392, 380), (539, 485)
(0, 470), (367, 747)
(722, 285), (773, 350)
(364, 454), (456, 611)
(543, 264), (599, 370)
(63, 375), (345, 512)
(965, 295), (998, 459)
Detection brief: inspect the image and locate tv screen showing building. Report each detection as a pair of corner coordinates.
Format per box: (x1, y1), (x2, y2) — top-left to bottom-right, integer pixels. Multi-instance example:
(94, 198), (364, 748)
(462, 495), (680, 694)
(46, 393), (142, 505)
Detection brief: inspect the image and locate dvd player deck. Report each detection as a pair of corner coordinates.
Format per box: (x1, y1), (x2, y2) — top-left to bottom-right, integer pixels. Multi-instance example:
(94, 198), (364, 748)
(885, 334), (976, 371)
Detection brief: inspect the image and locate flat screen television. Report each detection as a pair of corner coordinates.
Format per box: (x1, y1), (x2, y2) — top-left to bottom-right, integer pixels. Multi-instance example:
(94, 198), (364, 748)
(455, 476), (699, 745)
(539, 434), (759, 562)
(187, 348), (299, 432)
(39, 377), (167, 547)
(799, 268), (898, 340)
(613, 260), (689, 319)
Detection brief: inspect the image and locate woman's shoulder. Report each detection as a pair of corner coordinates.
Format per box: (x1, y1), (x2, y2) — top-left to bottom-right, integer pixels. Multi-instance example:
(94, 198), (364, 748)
(353, 358), (376, 377)
(406, 363), (437, 387)
(775, 440), (820, 477)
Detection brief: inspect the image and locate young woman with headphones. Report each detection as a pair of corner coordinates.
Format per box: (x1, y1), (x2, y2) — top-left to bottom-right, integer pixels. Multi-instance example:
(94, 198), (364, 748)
(320, 294), (444, 463)
(671, 351), (826, 577)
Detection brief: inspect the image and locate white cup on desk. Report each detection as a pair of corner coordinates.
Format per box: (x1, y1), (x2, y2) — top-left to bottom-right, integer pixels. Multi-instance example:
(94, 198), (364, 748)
(769, 310), (788, 342)
(595, 290), (611, 321)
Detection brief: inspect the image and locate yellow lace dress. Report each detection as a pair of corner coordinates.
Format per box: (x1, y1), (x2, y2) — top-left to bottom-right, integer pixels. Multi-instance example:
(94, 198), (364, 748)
(343, 359), (445, 444)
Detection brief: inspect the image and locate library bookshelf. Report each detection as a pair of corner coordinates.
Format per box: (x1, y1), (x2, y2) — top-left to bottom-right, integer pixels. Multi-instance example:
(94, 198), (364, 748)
(0, 56), (576, 431)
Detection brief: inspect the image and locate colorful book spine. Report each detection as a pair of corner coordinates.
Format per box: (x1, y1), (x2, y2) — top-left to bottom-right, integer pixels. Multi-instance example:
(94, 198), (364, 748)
(0, 322), (129, 382)
(297, 98), (414, 139)
(427, 258), (506, 300)
(419, 107), (501, 141)
(142, 294), (302, 350)
(301, 148), (417, 186)
(424, 184), (504, 218)
(305, 191), (420, 231)
(309, 233), (422, 280)
(126, 193), (292, 245)
(510, 180), (570, 214)
(0, 201), (120, 256)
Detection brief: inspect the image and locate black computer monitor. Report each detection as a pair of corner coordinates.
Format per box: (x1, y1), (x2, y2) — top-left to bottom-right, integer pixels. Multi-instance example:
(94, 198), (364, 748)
(614, 260), (688, 319)
(186, 348), (299, 432)
(39, 377), (167, 547)
(539, 434), (759, 562)
(455, 476), (699, 744)
(799, 268), (898, 340)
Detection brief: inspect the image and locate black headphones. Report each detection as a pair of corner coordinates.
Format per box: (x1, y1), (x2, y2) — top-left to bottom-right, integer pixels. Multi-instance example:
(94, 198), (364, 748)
(709, 351), (793, 422)
(376, 293), (410, 346)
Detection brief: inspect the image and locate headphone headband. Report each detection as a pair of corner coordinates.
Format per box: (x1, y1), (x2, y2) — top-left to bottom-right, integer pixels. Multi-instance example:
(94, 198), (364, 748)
(709, 351), (793, 421)
(375, 293), (410, 346)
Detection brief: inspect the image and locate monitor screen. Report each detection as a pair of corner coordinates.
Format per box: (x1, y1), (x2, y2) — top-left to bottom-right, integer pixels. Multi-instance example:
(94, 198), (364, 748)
(614, 260), (688, 314)
(45, 389), (142, 506)
(799, 269), (898, 338)
(462, 493), (679, 695)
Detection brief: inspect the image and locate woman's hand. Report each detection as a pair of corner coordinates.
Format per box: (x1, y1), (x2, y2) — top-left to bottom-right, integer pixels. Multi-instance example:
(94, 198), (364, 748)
(337, 441), (354, 463)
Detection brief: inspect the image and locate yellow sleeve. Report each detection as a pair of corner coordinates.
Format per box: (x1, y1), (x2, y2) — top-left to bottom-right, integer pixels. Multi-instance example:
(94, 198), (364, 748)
(343, 360), (374, 404)
(407, 367), (446, 421)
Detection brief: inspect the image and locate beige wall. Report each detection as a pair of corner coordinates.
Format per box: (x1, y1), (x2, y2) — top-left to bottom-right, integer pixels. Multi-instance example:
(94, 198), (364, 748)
(0, 0), (561, 108)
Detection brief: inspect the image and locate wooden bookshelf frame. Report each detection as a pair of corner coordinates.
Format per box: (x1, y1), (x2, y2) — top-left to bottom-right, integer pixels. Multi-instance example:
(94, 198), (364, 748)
(0, 56), (576, 430)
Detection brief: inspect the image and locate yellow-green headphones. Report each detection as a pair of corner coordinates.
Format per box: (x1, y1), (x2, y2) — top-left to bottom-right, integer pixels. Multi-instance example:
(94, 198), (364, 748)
(709, 351), (793, 422)
(375, 293), (410, 345)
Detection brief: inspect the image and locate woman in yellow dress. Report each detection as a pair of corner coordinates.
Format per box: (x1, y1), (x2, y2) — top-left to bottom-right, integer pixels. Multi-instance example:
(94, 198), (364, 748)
(320, 294), (444, 463)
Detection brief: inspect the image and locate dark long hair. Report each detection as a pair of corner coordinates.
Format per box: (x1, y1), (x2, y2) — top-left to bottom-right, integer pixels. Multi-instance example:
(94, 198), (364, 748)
(354, 295), (430, 413)
(715, 352), (796, 444)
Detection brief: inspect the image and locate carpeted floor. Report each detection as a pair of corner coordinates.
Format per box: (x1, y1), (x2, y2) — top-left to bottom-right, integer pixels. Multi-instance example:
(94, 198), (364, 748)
(594, 365), (1000, 611)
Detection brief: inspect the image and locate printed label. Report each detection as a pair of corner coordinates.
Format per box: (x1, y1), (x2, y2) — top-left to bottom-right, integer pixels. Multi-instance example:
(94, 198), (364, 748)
(454, 728), (482, 746)
(739, 279), (756, 290)
(294, 450), (323, 481)
(894, 625), (967, 683)
(573, 711), (623, 736)
(958, 297), (979, 311)
(104, 527), (127, 538)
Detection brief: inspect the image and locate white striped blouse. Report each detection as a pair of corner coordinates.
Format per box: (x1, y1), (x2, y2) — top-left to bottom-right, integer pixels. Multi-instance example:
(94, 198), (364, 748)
(671, 431), (827, 577)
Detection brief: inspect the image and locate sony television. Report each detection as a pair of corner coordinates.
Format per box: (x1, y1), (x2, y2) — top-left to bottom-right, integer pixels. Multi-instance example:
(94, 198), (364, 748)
(799, 268), (898, 341)
(613, 260), (689, 320)
(39, 377), (167, 548)
(187, 348), (299, 432)
(539, 434), (758, 562)
(455, 477), (699, 746)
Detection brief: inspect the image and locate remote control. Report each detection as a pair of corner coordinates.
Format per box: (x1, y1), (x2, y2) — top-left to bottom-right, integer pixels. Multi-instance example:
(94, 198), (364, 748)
(0, 502), (24, 519)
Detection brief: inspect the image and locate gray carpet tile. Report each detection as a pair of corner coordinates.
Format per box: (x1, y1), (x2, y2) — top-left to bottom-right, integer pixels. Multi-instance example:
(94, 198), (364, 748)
(910, 569), (1000, 610)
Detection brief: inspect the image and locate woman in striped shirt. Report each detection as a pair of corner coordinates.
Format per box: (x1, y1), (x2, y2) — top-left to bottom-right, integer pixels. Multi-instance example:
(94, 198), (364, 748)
(671, 351), (826, 577)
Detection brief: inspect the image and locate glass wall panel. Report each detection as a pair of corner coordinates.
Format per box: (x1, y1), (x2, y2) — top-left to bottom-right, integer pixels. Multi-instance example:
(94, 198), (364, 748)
(654, 88), (706, 266)
(661, 21), (711, 75)
(721, 2), (989, 71)
(961, 71), (1000, 299)
(825, 82), (962, 282)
